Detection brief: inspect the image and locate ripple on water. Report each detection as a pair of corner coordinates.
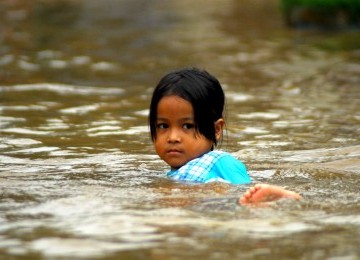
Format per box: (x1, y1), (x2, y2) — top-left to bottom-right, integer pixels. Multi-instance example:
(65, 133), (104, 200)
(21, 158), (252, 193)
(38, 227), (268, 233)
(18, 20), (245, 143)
(119, 126), (149, 135)
(237, 112), (280, 120)
(15, 194), (164, 257)
(0, 83), (124, 96)
(226, 92), (254, 102)
(1, 128), (51, 136)
(1, 138), (41, 146)
(241, 127), (269, 135)
(239, 140), (292, 147)
(281, 145), (360, 164)
(134, 109), (149, 117)
(30, 238), (157, 258)
(272, 119), (314, 128)
(60, 104), (101, 115)
(6, 146), (59, 155)
(85, 125), (121, 137)
(0, 116), (26, 124)
(0, 105), (48, 111)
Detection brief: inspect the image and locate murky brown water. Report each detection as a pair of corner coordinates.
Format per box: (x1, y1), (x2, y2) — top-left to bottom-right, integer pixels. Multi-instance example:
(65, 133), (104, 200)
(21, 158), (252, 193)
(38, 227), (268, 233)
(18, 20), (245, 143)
(1, 0), (360, 259)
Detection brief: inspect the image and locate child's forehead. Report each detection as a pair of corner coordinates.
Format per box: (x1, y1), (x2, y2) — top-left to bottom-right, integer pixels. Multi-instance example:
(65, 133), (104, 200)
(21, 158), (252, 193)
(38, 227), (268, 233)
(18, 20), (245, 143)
(160, 94), (187, 101)
(158, 95), (192, 106)
(157, 96), (194, 117)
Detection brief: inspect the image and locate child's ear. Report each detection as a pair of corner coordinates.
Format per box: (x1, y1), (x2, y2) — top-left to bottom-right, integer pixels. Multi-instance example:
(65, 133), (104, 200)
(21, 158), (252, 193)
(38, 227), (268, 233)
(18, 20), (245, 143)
(214, 118), (225, 141)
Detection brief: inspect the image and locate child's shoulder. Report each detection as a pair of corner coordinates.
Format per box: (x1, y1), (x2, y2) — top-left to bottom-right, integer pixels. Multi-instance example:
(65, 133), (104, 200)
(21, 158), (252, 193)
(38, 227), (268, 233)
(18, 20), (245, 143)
(206, 150), (250, 184)
(207, 150), (234, 159)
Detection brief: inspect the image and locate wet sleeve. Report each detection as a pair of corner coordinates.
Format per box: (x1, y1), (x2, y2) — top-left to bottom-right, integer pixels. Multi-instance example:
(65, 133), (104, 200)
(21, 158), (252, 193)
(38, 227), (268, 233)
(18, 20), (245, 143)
(208, 155), (251, 184)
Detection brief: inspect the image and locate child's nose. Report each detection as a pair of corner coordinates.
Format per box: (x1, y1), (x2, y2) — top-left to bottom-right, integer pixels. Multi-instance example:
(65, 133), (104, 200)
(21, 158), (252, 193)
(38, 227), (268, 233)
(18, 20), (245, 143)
(168, 128), (181, 143)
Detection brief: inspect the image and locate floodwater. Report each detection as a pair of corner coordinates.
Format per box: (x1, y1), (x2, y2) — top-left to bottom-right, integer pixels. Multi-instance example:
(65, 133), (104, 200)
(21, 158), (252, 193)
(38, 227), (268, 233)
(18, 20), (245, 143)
(0, 0), (359, 259)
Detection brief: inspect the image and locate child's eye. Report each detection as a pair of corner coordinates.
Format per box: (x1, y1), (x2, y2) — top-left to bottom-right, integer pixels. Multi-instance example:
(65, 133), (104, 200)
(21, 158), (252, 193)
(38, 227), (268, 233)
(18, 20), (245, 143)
(156, 123), (168, 129)
(183, 123), (194, 129)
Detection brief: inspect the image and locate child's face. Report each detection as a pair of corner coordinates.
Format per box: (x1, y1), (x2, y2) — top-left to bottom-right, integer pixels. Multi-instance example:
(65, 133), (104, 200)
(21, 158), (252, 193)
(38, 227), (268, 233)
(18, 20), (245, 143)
(154, 95), (213, 169)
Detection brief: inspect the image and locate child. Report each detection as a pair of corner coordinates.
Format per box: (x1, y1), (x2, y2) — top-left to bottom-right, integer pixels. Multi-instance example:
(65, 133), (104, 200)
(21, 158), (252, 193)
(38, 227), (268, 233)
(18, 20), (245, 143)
(149, 67), (301, 204)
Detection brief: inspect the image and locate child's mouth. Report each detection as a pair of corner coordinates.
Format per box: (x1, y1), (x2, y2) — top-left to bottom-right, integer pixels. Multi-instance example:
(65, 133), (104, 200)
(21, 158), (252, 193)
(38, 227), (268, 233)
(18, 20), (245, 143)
(167, 149), (182, 155)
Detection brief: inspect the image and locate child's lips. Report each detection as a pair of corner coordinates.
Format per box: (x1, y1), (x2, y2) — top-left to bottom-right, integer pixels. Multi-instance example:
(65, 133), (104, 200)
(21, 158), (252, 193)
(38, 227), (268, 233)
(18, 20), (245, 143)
(167, 148), (182, 155)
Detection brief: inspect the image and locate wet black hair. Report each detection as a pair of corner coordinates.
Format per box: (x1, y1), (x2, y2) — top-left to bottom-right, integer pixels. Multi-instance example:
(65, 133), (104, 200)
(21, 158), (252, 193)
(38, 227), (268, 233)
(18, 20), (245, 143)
(149, 67), (225, 146)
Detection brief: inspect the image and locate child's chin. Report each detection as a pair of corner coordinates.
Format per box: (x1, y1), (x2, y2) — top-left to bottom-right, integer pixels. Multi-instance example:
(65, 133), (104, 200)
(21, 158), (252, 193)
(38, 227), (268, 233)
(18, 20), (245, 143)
(170, 165), (181, 170)
(165, 158), (185, 169)
(169, 162), (185, 170)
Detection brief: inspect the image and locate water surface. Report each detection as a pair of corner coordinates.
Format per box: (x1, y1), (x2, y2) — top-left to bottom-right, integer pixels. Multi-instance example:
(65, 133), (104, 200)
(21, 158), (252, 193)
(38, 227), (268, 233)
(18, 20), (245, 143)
(1, 0), (360, 259)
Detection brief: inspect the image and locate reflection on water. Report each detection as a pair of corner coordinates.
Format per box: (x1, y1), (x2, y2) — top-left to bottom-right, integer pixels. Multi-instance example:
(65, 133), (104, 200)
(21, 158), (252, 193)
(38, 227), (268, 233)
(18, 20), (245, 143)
(1, 0), (360, 259)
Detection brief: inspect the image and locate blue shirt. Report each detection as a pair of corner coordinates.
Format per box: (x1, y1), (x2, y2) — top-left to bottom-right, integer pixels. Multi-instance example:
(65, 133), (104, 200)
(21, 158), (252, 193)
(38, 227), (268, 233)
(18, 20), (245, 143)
(167, 150), (251, 184)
